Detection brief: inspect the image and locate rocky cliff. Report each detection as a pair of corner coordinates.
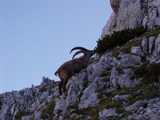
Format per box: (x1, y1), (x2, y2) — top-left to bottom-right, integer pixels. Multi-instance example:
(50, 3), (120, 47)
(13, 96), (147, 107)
(101, 0), (160, 38)
(1, 0), (160, 120)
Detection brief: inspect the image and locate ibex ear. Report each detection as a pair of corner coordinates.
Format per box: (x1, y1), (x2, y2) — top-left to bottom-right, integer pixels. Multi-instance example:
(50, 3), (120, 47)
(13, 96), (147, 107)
(72, 51), (84, 59)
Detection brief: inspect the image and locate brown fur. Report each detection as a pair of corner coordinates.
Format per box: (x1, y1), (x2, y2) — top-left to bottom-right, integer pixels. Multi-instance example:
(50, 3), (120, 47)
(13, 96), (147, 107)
(55, 47), (95, 95)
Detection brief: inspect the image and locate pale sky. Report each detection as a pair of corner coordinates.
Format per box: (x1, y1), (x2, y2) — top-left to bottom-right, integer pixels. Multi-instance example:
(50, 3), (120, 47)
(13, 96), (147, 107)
(0, 0), (112, 93)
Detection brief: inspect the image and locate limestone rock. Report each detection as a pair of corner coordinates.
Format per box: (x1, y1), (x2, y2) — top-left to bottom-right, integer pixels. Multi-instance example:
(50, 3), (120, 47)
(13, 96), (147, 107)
(78, 77), (102, 109)
(101, 12), (117, 37)
(1, 34), (160, 119)
(110, 67), (119, 88)
(134, 115), (148, 120)
(126, 101), (148, 113)
(65, 72), (87, 106)
(54, 98), (66, 114)
(110, 0), (122, 14)
(131, 46), (144, 56)
(141, 38), (148, 54)
(101, 0), (160, 38)
(112, 94), (130, 101)
(149, 36), (156, 54)
(155, 34), (160, 55)
(150, 112), (160, 120)
(110, 67), (140, 89)
(99, 108), (118, 120)
(118, 53), (141, 67)
(22, 115), (31, 120)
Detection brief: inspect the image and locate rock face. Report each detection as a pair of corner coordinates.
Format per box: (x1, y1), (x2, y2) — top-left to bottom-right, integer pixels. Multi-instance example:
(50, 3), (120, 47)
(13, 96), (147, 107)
(101, 0), (160, 38)
(1, 1), (160, 120)
(126, 98), (160, 120)
(99, 108), (118, 120)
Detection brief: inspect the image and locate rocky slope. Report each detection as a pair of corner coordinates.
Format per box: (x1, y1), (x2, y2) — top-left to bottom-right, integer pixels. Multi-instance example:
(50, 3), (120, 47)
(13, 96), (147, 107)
(1, 0), (160, 120)
(0, 27), (160, 120)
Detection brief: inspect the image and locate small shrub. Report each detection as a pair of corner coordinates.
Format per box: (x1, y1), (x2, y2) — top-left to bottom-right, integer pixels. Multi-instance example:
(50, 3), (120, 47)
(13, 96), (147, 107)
(0, 102), (2, 109)
(100, 71), (110, 77)
(83, 79), (89, 90)
(41, 109), (47, 119)
(39, 87), (47, 92)
(100, 71), (107, 77)
(106, 67), (112, 71)
(116, 109), (126, 114)
(103, 102), (118, 109)
(40, 97), (56, 119)
(67, 103), (79, 110)
(95, 25), (148, 53)
(98, 97), (107, 104)
(116, 67), (124, 74)
(133, 63), (160, 83)
(95, 84), (107, 93)
(140, 25), (160, 38)
(112, 111), (131, 120)
(57, 109), (62, 114)
(15, 110), (30, 119)
(75, 107), (99, 120)
(116, 57), (121, 60)
(97, 93), (103, 99)
(101, 77), (110, 82)
(63, 115), (70, 120)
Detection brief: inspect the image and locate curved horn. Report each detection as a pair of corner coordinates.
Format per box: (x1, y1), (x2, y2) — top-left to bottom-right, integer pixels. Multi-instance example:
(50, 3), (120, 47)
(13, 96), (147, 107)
(72, 51), (84, 59)
(70, 47), (88, 54)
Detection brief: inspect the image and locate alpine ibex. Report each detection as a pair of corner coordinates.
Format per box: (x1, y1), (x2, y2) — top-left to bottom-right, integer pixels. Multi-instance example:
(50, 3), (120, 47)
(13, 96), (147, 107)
(55, 47), (95, 95)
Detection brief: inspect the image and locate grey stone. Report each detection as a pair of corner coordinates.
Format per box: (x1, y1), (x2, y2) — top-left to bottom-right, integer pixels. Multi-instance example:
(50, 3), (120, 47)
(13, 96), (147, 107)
(110, 67), (119, 88)
(101, 12), (117, 38)
(157, 44), (160, 55)
(149, 36), (156, 54)
(118, 54), (141, 67)
(126, 101), (148, 113)
(99, 108), (118, 120)
(139, 106), (144, 111)
(134, 115), (148, 120)
(34, 111), (42, 120)
(110, 0), (122, 14)
(112, 94), (130, 101)
(117, 72), (134, 88)
(22, 115), (31, 120)
(54, 98), (66, 114)
(78, 77), (101, 109)
(131, 46), (144, 56)
(31, 101), (40, 111)
(141, 38), (148, 54)
(145, 108), (154, 115)
(40, 91), (49, 100)
(110, 67), (140, 89)
(87, 59), (110, 82)
(154, 33), (160, 55)
(150, 112), (160, 120)
(41, 77), (54, 85)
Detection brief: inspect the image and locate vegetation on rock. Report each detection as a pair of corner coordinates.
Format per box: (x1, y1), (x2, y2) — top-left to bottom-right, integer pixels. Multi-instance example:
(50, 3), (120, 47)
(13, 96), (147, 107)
(1, 25), (160, 120)
(95, 26), (148, 53)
